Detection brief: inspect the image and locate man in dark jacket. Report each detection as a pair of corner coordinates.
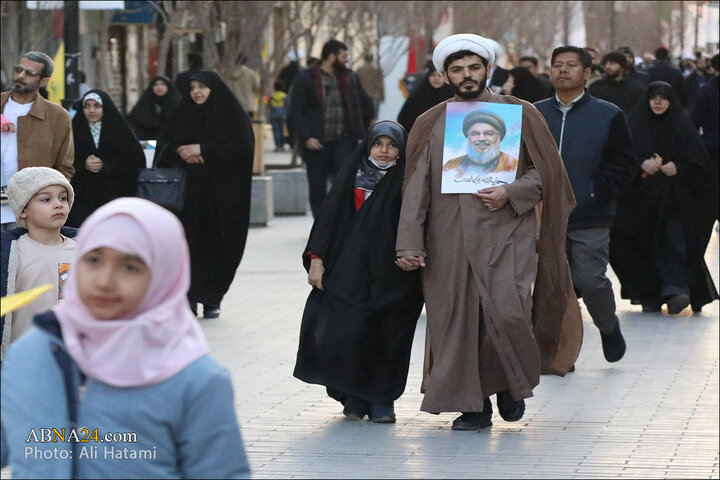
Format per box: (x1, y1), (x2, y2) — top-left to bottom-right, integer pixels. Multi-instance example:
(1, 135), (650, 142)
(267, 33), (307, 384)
(690, 53), (719, 222)
(648, 47), (686, 106)
(536, 46), (638, 364)
(589, 51), (645, 114)
(288, 40), (374, 218)
(618, 46), (650, 86)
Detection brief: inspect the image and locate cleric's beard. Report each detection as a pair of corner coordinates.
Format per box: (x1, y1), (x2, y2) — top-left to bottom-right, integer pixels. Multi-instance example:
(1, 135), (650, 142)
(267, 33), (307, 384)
(449, 72), (487, 100)
(465, 139), (501, 166)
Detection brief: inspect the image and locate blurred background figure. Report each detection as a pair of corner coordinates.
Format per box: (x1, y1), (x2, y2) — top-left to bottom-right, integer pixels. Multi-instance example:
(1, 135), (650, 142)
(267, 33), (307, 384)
(356, 53), (385, 121)
(618, 46), (650, 86)
(396, 60), (453, 133)
(688, 54), (719, 227)
(501, 66), (553, 103)
(589, 51), (645, 114)
(127, 75), (181, 141)
(584, 46), (604, 86)
(647, 47), (686, 106)
(226, 52), (260, 118)
(267, 79), (288, 152)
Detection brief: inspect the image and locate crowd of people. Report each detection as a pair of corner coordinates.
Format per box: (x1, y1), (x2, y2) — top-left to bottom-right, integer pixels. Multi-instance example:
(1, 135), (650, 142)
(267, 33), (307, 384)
(0, 29), (718, 478)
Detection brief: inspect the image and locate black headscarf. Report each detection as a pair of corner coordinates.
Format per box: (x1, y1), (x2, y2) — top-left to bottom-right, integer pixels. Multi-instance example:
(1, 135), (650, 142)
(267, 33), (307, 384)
(67, 89), (145, 227)
(127, 75), (181, 140)
(628, 81), (710, 170)
(156, 70), (253, 166)
(507, 67), (554, 103)
(396, 72), (454, 132)
(71, 89), (144, 174)
(355, 121), (407, 192)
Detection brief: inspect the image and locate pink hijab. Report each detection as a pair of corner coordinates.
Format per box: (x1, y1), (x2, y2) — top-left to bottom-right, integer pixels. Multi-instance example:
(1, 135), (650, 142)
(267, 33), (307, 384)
(54, 198), (208, 387)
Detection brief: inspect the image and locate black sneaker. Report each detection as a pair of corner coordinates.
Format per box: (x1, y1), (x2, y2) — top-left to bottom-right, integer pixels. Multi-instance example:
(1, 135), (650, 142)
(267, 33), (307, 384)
(496, 390), (526, 422)
(342, 396), (369, 421)
(665, 294), (690, 315)
(369, 403), (396, 423)
(203, 305), (221, 319)
(641, 298), (662, 313)
(451, 398), (492, 430)
(600, 322), (626, 362)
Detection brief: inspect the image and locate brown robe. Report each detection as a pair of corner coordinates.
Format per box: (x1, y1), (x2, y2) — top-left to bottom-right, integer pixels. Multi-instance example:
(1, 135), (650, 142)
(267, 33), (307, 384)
(396, 90), (582, 414)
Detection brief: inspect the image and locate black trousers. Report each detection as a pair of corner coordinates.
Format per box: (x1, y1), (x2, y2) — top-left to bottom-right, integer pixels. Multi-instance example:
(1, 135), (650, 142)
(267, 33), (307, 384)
(300, 138), (357, 218)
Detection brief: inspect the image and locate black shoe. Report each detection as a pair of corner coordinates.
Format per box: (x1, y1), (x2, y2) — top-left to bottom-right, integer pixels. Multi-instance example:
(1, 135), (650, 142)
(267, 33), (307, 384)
(189, 303), (198, 316)
(641, 298), (662, 312)
(600, 322), (626, 362)
(369, 403), (396, 423)
(665, 294), (690, 314)
(342, 396), (369, 421)
(203, 305), (221, 319)
(496, 390), (526, 422)
(451, 398), (492, 430)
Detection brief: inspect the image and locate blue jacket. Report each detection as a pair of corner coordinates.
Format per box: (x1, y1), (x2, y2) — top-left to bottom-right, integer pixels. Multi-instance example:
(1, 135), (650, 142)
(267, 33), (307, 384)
(534, 91), (638, 229)
(1, 311), (251, 479)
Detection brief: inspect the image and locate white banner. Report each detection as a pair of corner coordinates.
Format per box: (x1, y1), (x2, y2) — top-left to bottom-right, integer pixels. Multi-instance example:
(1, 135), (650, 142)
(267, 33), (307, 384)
(26, 1), (125, 10)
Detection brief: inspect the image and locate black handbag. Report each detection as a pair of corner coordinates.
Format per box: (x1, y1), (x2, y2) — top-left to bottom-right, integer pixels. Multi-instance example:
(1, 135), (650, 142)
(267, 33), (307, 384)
(136, 144), (186, 214)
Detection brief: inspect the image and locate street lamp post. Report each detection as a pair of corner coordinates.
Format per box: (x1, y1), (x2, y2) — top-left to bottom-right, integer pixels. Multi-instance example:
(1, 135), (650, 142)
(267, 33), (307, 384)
(62, 0), (80, 110)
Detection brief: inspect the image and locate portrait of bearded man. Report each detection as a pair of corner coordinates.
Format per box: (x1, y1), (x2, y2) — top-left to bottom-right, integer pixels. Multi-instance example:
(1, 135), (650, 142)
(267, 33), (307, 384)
(443, 109), (518, 176)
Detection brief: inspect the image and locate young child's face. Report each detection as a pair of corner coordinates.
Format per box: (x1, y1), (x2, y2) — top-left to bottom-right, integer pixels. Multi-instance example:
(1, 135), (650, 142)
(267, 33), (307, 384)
(76, 247), (152, 320)
(21, 185), (70, 230)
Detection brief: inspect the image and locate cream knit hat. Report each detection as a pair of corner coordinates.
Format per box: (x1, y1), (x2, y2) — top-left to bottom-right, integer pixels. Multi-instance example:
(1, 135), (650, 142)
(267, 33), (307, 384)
(7, 167), (74, 228)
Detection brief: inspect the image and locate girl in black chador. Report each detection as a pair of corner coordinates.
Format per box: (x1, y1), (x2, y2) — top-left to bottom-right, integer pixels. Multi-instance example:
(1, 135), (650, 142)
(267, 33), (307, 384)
(127, 75), (181, 140)
(294, 121), (424, 423)
(67, 90), (145, 227)
(610, 81), (719, 314)
(155, 70), (254, 319)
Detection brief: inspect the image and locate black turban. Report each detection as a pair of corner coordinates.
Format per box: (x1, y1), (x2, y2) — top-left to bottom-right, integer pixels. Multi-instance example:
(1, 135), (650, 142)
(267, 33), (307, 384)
(462, 110), (506, 139)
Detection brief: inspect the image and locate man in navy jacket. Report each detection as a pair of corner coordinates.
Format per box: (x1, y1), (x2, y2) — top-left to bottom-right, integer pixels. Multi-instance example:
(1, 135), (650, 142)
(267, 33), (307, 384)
(535, 46), (638, 364)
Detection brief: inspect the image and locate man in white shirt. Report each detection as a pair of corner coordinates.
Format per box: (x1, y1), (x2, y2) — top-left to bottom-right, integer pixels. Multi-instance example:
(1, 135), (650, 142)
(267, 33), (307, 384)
(1, 51), (74, 231)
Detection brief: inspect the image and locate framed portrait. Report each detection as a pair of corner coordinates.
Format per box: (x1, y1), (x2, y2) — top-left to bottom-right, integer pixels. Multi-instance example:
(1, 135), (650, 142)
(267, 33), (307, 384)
(441, 102), (523, 194)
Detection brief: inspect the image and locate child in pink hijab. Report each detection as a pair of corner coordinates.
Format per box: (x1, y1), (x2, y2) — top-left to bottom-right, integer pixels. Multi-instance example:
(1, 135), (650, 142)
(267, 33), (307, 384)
(1, 197), (250, 479)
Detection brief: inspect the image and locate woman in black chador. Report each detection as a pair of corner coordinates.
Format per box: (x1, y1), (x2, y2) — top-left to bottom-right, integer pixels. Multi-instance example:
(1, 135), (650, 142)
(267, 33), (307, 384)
(610, 81), (719, 314)
(67, 90), (145, 227)
(294, 121), (424, 423)
(397, 62), (453, 133)
(127, 75), (181, 140)
(155, 70), (254, 319)
(501, 66), (554, 103)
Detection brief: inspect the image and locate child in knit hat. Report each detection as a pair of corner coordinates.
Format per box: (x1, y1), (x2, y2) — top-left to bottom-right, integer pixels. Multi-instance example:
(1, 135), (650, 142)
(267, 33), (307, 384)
(1, 167), (77, 358)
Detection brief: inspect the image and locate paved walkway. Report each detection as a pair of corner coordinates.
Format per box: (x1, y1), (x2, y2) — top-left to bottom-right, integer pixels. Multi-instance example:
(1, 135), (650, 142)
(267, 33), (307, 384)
(214, 214), (718, 480)
(2, 136), (718, 479)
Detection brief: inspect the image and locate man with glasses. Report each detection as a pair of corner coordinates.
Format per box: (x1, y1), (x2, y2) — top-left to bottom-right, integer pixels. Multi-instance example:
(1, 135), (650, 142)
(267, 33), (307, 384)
(1, 52), (74, 231)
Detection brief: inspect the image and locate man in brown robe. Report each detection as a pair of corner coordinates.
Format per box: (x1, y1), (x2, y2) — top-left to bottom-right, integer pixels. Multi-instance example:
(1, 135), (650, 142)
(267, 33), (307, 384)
(396, 34), (582, 430)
